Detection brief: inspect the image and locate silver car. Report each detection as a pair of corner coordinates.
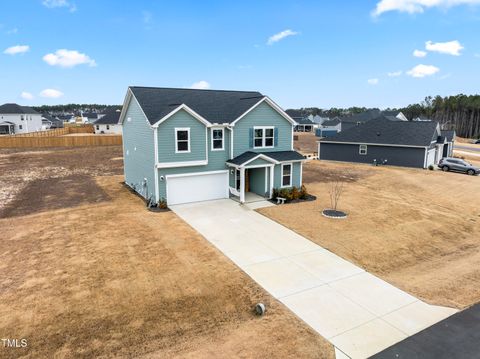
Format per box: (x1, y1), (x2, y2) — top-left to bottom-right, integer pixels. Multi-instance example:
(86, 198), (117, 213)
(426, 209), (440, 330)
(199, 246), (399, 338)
(438, 158), (480, 176)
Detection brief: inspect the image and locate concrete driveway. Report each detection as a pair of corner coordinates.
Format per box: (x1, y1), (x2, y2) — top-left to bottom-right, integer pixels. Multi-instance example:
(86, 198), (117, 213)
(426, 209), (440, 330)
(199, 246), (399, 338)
(171, 199), (457, 359)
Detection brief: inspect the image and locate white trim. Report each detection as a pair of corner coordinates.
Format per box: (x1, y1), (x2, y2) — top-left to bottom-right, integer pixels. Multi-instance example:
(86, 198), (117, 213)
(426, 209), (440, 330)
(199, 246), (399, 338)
(240, 167), (245, 203)
(253, 126), (275, 149)
(175, 127), (191, 153)
(318, 140), (425, 149)
(281, 162), (293, 188)
(230, 97), (297, 126)
(318, 141), (321, 159)
(359, 144), (368, 155)
(156, 159), (208, 169)
(299, 162), (303, 186)
(230, 127), (234, 159)
(291, 124), (294, 150)
(242, 153), (279, 166)
(205, 126), (208, 162)
(119, 88), (151, 127)
(152, 103), (211, 127)
(235, 168), (241, 191)
(264, 167), (268, 195)
(154, 127), (159, 202)
(210, 127), (224, 151)
(165, 170), (228, 179)
(269, 165), (274, 198)
(244, 164), (275, 169)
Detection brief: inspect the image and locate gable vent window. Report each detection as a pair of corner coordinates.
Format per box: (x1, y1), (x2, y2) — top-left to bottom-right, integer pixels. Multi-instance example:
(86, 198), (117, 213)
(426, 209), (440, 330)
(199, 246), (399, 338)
(359, 144), (367, 155)
(175, 128), (190, 153)
(211, 128), (224, 151)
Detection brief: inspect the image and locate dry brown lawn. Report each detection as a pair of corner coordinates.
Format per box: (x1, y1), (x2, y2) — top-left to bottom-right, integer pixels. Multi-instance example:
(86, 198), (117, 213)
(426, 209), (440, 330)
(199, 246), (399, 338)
(294, 132), (318, 154)
(259, 160), (480, 310)
(0, 147), (333, 359)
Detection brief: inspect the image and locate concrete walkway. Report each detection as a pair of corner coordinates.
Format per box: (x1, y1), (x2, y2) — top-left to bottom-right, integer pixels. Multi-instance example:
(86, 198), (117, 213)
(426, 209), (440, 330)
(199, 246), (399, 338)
(171, 199), (457, 359)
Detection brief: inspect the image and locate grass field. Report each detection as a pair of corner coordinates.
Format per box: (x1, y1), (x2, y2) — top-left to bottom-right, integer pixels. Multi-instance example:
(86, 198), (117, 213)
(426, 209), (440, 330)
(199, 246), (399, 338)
(259, 159), (480, 309)
(0, 146), (333, 359)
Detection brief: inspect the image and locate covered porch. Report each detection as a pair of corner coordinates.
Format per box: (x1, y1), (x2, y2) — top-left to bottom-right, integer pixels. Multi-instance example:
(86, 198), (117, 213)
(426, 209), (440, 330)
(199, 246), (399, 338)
(0, 121), (15, 135)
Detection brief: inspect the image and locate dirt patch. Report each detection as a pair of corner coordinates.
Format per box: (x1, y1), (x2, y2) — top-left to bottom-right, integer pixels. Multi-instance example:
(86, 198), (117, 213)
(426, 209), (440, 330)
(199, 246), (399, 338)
(303, 159), (371, 183)
(259, 160), (480, 309)
(0, 175), (333, 359)
(294, 132), (318, 153)
(1, 175), (110, 218)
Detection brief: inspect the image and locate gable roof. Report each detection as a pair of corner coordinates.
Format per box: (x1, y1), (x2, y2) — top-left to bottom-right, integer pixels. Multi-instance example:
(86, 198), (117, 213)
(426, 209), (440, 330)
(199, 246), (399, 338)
(296, 118), (314, 125)
(226, 150), (305, 166)
(320, 118), (439, 147)
(0, 103), (39, 114)
(129, 86), (265, 125)
(95, 110), (121, 125)
(441, 130), (455, 142)
(322, 118), (340, 127)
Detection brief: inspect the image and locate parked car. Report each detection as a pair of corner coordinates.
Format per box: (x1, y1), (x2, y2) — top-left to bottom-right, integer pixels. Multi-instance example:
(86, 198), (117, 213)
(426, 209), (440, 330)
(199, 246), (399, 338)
(474, 139), (480, 144)
(438, 158), (480, 175)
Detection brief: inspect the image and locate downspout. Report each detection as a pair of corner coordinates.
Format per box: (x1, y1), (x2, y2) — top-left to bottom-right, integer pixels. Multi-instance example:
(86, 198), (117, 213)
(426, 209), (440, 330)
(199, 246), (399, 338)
(153, 127), (159, 202)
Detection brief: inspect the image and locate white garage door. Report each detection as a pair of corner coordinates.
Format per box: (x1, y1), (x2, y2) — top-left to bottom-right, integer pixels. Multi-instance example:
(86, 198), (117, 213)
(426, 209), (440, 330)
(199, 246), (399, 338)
(166, 171), (229, 205)
(426, 149), (436, 167)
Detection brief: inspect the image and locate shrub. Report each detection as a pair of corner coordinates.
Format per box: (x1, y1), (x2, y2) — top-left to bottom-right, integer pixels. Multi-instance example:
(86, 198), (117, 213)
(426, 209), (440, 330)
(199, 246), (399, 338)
(299, 185), (308, 199)
(428, 165), (434, 170)
(158, 198), (168, 209)
(291, 186), (300, 200)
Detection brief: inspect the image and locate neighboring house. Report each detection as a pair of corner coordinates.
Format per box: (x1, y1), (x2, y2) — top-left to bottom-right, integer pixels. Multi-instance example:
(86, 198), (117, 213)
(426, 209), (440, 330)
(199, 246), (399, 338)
(120, 86), (305, 206)
(41, 114), (53, 130)
(308, 114), (329, 126)
(440, 129), (455, 158)
(57, 114), (74, 123)
(318, 117), (444, 169)
(383, 110), (408, 121)
(294, 117), (315, 132)
(317, 117), (341, 137)
(93, 110), (122, 134)
(0, 103), (42, 135)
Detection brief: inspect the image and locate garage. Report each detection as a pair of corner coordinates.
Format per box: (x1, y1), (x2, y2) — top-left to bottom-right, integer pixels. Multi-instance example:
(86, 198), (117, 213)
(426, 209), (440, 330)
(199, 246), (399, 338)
(425, 148), (436, 167)
(166, 170), (229, 205)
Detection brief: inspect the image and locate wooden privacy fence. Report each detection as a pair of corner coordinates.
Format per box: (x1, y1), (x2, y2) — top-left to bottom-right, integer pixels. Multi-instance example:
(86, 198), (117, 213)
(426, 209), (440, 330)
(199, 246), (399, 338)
(9, 125), (94, 137)
(0, 134), (122, 148)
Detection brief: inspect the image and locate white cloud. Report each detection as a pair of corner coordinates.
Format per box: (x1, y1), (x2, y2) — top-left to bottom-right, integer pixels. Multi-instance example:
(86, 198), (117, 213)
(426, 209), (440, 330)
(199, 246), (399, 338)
(42, 0), (76, 12)
(388, 70), (402, 77)
(413, 49), (427, 57)
(20, 92), (34, 100)
(3, 45), (29, 55)
(407, 64), (440, 78)
(367, 78), (379, 85)
(40, 89), (64, 98)
(425, 40), (464, 56)
(372, 0), (480, 16)
(190, 80), (210, 90)
(267, 29), (299, 45)
(7, 28), (18, 34)
(43, 49), (96, 68)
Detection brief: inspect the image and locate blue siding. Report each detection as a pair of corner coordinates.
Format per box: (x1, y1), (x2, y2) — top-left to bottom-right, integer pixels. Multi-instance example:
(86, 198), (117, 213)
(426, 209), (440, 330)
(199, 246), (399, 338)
(157, 110), (207, 163)
(122, 97), (155, 200)
(273, 162), (302, 189)
(233, 101), (293, 157)
(249, 167), (267, 196)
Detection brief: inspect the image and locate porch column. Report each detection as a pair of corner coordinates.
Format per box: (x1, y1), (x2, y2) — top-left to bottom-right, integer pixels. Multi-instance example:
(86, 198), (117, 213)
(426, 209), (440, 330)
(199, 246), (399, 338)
(239, 167), (245, 203)
(269, 165), (274, 198)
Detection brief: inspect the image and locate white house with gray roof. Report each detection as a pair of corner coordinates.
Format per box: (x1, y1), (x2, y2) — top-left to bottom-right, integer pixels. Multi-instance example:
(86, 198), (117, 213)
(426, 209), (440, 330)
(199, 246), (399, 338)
(0, 103), (42, 135)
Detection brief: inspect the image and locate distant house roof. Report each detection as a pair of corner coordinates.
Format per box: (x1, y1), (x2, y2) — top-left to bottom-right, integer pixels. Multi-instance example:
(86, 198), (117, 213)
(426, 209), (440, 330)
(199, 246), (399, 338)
(441, 130), (455, 142)
(226, 150), (305, 166)
(129, 86), (267, 125)
(383, 115), (404, 122)
(322, 118), (340, 127)
(94, 110), (121, 125)
(83, 112), (98, 119)
(0, 103), (39, 114)
(320, 118), (439, 147)
(339, 109), (382, 123)
(296, 118), (314, 125)
(58, 114), (73, 120)
(41, 113), (54, 121)
(286, 109), (304, 118)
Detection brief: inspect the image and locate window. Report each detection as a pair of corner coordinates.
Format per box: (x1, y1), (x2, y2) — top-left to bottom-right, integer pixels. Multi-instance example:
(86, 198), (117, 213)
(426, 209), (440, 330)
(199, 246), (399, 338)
(235, 169), (241, 191)
(253, 126), (274, 148)
(106, 125), (110, 130)
(21, 116), (24, 121)
(19, 125), (23, 130)
(211, 128), (224, 151)
(359, 144), (367, 155)
(96, 125), (99, 130)
(175, 128), (190, 153)
(281, 163), (292, 187)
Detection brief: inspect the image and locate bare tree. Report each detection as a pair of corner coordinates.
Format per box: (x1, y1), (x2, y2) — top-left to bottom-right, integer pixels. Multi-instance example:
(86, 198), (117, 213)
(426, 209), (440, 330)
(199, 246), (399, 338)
(329, 180), (345, 211)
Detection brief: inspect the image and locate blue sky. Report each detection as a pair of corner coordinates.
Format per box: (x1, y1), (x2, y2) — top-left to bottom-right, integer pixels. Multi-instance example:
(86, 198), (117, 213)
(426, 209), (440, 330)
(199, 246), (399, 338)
(1, 0), (479, 109)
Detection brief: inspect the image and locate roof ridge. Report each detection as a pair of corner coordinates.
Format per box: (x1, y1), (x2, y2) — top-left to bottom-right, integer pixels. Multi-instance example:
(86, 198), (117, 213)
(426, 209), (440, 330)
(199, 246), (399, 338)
(129, 86), (262, 94)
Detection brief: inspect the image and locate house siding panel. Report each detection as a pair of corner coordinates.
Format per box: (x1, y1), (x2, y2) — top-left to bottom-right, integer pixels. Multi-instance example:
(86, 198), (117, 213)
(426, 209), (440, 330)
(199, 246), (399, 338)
(233, 102), (292, 157)
(122, 97), (155, 200)
(319, 143), (426, 168)
(274, 162), (301, 188)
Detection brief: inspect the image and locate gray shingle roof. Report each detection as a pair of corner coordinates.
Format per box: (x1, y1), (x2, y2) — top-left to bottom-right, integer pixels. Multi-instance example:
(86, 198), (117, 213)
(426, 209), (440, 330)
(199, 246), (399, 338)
(226, 150), (305, 165)
(130, 86), (265, 125)
(296, 118), (314, 125)
(0, 103), (39, 114)
(320, 118), (439, 147)
(322, 118), (340, 127)
(441, 130), (455, 142)
(95, 110), (121, 125)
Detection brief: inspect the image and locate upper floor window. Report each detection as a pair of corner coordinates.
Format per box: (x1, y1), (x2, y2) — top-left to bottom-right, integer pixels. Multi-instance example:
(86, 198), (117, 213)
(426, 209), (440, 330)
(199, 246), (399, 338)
(211, 128), (224, 151)
(106, 125), (110, 130)
(96, 125), (99, 130)
(254, 126), (274, 148)
(175, 128), (190, 153)
(359, 144), (367, 155)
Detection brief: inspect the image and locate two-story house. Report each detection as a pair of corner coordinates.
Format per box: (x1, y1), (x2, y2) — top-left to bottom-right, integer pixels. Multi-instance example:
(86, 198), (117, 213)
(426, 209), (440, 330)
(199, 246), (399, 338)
(0, 103), (42, 135)
(120, 86), (305, 206)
